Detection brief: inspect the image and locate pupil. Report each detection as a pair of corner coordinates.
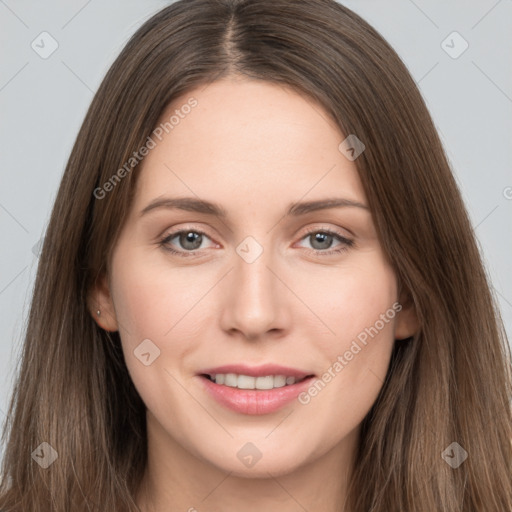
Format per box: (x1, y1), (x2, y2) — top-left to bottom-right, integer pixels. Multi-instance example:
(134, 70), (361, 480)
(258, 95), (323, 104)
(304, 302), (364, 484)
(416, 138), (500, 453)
(312, 232), (332, 250)
(181, 232), (202, 250)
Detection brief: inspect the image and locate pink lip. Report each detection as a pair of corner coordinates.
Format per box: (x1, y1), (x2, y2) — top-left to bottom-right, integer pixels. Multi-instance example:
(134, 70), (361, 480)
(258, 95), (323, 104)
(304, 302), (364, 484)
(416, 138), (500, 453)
(199, 364), (312, 379)
(197, 364), (315, 415)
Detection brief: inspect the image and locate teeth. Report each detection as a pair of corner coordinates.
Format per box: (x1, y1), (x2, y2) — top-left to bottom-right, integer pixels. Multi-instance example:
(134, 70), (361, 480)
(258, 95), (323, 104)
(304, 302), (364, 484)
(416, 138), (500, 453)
(255, 375), (274, 390)
(224, 373), (238, 387)
(273, 375), (287, 388)
(211, 373), (300, 389)
(237, 375), (255, 389)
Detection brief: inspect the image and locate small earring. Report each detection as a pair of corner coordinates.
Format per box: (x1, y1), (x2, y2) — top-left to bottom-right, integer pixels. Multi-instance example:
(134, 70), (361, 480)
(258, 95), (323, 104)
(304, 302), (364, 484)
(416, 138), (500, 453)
(96, 310), (101, 316)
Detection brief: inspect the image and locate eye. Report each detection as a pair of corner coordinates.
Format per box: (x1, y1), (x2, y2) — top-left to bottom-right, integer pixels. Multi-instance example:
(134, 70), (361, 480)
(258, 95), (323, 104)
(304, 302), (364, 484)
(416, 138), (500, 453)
(158, 226), (354, 258)
(159, 228), (216, 257)
(296, 227), (354, 256)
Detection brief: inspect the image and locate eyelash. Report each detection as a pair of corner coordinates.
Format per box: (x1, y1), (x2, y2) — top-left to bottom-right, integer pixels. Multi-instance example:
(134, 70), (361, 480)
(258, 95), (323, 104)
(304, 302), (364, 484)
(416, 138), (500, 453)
(158, 226), (354, 258)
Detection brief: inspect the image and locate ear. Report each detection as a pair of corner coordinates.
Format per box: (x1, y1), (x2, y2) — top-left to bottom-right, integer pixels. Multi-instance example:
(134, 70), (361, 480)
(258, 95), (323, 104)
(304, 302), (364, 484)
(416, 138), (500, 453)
(394, 286), (419, 340)
(87, 272), (119, 332)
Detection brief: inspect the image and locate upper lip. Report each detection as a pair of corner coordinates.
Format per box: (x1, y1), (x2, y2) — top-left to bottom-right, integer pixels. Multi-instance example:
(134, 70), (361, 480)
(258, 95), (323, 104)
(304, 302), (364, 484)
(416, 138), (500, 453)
(198, 364), (315, 379)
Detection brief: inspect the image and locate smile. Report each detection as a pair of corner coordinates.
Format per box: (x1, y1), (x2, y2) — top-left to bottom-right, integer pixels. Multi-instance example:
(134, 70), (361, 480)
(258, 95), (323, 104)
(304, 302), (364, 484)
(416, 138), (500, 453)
(197, 364), (316, 415)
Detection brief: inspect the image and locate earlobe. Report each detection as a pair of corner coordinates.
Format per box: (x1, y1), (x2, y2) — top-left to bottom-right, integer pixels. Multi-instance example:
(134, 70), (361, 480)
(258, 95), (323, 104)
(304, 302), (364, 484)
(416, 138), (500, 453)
(394, 305), (418, 340)
(394, 288), (419, 340)
(87, 273), (119, 332)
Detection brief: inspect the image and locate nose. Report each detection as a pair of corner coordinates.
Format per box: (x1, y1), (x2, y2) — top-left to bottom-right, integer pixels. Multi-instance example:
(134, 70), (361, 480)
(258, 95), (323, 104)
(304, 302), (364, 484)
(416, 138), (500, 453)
(219, 245), (291, 341)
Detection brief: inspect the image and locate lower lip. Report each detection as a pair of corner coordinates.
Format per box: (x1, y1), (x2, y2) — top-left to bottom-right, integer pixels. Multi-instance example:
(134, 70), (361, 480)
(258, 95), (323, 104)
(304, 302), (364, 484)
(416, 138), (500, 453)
(198, 375), (315, 415)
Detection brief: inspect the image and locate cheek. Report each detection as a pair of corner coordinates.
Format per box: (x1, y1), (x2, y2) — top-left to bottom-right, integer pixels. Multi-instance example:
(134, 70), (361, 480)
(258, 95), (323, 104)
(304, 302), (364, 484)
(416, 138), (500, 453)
(108, 250), (187, 392)
(295, 258), (398, 426)
(110, 249), (195, 343)
(293, 255), (397, 350)
(108, 247), (222, 399)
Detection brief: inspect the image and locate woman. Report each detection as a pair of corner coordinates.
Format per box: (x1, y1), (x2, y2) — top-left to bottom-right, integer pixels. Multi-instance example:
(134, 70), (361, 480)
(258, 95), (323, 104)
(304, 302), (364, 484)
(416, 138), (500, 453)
(0, 0), (511, 510)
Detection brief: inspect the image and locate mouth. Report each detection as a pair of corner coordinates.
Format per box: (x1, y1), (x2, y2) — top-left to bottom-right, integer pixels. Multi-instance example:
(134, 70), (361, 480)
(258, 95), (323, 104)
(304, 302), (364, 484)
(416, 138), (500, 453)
(197, 364), (316, 415)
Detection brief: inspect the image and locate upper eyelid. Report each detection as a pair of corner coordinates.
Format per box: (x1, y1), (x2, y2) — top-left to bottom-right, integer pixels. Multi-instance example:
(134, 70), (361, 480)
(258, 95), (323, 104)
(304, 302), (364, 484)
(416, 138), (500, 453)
(161, 226), (216, 243)
(302, 225), (353, 239)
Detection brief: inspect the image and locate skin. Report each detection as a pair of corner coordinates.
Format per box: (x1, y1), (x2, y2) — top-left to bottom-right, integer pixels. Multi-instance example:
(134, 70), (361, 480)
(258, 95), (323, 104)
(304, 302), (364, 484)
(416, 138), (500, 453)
(90, 77), (418, 512)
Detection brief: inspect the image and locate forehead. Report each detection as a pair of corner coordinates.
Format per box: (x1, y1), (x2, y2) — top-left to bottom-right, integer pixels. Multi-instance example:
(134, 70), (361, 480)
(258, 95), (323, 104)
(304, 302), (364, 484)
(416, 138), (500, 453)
(134, 78), (366, 214)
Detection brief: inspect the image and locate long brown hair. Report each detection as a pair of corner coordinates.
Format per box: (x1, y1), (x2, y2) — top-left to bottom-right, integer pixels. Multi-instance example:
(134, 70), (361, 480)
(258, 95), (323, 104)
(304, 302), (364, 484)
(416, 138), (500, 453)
(1, 0), (511, 510)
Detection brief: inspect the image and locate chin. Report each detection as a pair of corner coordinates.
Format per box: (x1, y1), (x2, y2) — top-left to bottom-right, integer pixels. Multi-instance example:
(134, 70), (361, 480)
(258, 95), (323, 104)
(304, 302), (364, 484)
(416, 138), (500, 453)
(200, 441), (312, 479)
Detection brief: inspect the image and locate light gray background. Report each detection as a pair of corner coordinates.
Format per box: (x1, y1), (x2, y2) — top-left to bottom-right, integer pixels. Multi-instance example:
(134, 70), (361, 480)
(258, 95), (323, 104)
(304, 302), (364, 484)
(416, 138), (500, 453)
(1, 0), (511, 459)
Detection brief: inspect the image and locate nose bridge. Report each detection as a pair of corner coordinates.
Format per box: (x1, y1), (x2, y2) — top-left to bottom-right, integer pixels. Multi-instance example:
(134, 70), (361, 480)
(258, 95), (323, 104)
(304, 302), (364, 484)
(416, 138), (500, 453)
(236, 248), (275, 301)
(220, 235), (287, 338)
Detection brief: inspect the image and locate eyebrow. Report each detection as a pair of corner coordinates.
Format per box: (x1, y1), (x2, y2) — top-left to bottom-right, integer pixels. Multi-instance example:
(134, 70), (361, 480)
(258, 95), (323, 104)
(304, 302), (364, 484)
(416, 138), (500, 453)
(139, 196), (369, 218)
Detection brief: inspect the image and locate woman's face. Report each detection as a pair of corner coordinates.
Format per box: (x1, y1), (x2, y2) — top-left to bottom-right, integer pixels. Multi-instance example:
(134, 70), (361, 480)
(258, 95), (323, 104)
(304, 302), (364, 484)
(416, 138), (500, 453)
(93, 77), (415, 478)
